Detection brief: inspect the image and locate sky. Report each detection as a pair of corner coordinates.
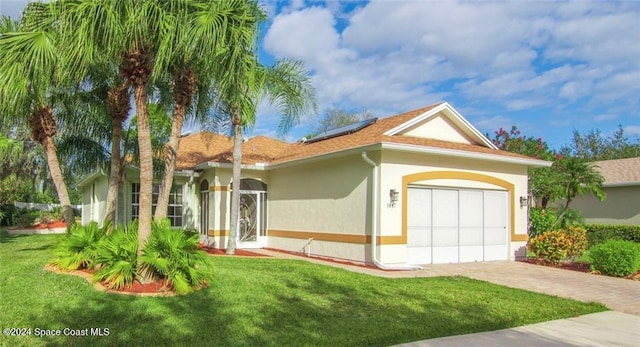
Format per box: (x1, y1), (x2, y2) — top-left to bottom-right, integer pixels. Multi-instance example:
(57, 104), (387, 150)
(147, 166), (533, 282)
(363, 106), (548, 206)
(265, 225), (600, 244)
(2, 0), (639, 150)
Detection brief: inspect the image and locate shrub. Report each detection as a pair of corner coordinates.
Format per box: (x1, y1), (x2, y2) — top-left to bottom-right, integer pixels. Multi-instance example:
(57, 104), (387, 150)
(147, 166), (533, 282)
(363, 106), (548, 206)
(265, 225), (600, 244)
(15, 208), (40, 227)
(589, 240), (640, 277)
(528, 226), (588, 264)
(92, 222), (139, 290)
(563, 226), (588, 260)
(0, 204), (18, 226)
(528, 208), (557, 238)
(585, 224), (640, 248)
(51, 222), (106, 270)
(140, 219), (214, 294)
(557, 208), (584, 228)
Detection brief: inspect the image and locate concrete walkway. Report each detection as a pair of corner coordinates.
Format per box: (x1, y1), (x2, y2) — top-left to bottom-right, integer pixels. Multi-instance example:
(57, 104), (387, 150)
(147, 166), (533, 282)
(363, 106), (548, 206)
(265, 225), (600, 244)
(393, 311), (640, 347)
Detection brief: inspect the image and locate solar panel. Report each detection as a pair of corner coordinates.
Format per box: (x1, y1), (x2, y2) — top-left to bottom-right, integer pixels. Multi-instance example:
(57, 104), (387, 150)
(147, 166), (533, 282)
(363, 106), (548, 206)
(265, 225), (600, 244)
(305, 117), (377, 143)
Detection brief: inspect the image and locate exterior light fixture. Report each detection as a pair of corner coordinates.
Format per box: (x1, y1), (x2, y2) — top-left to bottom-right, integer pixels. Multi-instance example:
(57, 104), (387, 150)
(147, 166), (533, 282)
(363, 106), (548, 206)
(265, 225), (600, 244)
(390, 189), (399, 207)
(520, 196), (529, 208)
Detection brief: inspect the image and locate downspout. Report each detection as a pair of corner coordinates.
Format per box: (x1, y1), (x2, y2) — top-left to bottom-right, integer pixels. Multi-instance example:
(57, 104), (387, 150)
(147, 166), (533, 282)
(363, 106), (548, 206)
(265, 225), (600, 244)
(361, 152), (423, 271)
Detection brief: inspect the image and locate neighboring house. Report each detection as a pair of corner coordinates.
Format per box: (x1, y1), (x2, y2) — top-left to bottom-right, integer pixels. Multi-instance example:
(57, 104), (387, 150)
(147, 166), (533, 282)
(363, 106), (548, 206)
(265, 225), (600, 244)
(572, 157), (640, 225)
(78, 102), (549, 265)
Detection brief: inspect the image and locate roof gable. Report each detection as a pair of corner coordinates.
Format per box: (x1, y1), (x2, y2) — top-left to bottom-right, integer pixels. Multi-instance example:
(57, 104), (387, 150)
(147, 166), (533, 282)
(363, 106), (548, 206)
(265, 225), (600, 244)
(383, 102), (497, 149)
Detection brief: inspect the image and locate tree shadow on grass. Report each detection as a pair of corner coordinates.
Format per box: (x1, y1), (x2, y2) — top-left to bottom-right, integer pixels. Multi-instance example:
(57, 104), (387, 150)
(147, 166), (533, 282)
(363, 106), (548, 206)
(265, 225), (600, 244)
(244, 272), (513, 347)
(0, 230), (19, 243)
(28, 282), (235, 347)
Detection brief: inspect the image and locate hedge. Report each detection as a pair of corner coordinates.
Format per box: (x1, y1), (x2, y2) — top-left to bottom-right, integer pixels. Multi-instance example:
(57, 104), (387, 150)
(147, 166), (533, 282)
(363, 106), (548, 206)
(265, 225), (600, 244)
(585, 224), (640, 248)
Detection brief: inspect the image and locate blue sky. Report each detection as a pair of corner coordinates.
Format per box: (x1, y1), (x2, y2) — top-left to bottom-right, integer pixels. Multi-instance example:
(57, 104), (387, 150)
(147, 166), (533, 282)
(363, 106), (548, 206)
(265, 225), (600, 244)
(2, 0), (639, 150)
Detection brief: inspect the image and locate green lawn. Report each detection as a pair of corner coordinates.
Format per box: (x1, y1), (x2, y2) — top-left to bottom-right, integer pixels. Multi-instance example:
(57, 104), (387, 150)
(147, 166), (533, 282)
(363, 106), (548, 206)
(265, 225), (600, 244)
(0, 232), (606, 347)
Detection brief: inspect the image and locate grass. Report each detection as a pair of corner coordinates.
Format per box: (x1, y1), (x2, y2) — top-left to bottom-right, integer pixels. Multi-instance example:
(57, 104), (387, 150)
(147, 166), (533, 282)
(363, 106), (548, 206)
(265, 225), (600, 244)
(0, 232), (606, 347)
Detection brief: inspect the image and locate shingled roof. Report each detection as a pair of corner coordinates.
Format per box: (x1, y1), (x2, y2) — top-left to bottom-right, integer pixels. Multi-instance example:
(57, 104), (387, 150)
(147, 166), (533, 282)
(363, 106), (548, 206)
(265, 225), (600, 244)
(592, 157), (640, 186)
(176, 103), (540, 170)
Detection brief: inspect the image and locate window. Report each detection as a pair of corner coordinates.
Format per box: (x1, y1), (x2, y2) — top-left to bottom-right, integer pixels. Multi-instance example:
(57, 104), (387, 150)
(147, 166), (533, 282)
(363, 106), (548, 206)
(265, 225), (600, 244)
(131, 183), (183, 227)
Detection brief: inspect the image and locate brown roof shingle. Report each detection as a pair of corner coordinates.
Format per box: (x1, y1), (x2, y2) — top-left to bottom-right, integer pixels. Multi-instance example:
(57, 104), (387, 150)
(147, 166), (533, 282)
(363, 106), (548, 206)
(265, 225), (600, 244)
(176, 103), (538, 169)
(592, 157), (640, 185)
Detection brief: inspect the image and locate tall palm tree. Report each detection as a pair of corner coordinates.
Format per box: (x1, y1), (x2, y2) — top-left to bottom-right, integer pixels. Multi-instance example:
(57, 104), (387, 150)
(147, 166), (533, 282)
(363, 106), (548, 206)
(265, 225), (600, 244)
(46, 0), (266, 281)
(0, 11), (76, 227)
(155, 0), (263, 219)
(215, 53), (317, 254)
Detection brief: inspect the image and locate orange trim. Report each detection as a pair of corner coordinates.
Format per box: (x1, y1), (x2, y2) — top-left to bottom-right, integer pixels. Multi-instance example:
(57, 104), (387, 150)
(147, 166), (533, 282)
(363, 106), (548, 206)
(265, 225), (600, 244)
(269, 230), (366, 244)
(210, 186), (229, 192)
(207, 229), (228, 237)
(402, 171), (527, 243)
(268, 230), (405, 245)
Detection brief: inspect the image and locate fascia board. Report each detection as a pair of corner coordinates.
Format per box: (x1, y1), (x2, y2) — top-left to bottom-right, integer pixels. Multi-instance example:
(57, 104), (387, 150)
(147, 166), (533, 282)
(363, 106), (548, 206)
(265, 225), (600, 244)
(381, 142), (552, 167)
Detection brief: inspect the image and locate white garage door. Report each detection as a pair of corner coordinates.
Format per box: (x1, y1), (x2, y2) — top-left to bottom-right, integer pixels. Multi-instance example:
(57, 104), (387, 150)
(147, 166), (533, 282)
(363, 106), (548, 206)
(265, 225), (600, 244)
(407, 187), (508, 264)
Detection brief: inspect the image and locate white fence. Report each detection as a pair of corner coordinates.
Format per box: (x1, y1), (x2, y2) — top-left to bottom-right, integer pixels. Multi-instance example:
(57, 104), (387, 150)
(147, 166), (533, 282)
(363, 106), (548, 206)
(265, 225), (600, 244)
(13, 202), (82, 212)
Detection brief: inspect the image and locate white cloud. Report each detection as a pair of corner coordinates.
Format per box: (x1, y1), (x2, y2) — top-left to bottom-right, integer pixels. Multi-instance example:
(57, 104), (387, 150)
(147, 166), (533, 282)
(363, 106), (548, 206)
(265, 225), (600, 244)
(594, 114), (618, 122)
(624, 125), (640, 136)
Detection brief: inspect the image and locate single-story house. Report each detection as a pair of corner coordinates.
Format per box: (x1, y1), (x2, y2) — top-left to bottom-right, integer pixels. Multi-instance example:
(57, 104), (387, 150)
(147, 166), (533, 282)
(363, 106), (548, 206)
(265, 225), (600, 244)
(78, 102), (550, 266)
(572, 157), (640, 225)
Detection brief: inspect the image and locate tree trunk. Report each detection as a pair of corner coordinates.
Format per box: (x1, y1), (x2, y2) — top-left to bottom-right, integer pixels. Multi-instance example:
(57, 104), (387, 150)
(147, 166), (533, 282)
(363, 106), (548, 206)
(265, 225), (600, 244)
(103, 116), (123, 228)
(104, 83), (131, 229)
(154, 102), (186, 220)
(226, 121), (243, 255)
(42, 136), (75, 228)
(134, 83), (154, 283)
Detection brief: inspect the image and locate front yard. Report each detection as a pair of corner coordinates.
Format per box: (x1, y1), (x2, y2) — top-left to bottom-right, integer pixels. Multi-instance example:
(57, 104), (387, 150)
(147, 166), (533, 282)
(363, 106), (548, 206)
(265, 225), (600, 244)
(0, 232), (605, 347)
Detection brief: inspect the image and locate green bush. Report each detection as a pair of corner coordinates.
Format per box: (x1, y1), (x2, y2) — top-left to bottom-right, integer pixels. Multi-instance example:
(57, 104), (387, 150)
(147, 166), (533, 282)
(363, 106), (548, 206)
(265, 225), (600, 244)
(140, 219), (214, 294)
(51, 219), (214, 294)
(558, 208), (584, 227)
(92, 222), (139, 290)
(563, 226), (588, 260)
(15, 209), (40, 227)
(528, 208), (557, 238)
(51, 222), (106, 270)
(589, 240), (640, 277)
(528, 226), (588, 264)
(585, 224), (640, 248)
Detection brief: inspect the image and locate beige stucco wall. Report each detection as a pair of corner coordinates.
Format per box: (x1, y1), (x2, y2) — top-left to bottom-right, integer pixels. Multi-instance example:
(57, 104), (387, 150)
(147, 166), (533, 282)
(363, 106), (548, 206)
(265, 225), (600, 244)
(572, 185), (640, 225)
(401, 114), (473, 144)
(263, 153), (372, 262)
(378, 150), (530, 264)
(268, 154), (370, 235)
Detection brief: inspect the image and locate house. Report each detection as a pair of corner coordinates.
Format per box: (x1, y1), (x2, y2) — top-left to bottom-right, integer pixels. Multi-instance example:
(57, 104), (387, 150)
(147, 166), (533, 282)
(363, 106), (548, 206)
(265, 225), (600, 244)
(572, 157), (640, 225)
(78, 102), (550, 266)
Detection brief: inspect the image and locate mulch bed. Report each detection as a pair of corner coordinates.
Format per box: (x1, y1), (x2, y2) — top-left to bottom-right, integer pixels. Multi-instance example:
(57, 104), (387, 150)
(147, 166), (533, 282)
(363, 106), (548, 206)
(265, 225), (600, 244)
(46, 247), (269, 296)
(32, 221), (67, 229)
(199, 246), (269, 257)
(519, 258), (640, 281)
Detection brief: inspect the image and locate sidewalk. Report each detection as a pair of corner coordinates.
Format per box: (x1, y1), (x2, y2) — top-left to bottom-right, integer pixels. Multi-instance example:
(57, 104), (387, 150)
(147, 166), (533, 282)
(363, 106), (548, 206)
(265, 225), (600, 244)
(393, 311), (640, 347)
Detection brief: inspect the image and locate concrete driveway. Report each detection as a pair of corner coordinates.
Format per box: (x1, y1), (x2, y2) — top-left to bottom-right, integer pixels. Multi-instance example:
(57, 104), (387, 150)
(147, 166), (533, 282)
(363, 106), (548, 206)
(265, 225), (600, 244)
(404, 260), (640, 316)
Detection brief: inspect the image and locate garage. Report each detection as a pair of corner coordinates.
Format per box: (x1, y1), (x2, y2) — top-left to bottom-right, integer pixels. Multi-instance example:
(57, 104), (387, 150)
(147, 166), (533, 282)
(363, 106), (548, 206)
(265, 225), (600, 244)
(407, 187), (508, 264)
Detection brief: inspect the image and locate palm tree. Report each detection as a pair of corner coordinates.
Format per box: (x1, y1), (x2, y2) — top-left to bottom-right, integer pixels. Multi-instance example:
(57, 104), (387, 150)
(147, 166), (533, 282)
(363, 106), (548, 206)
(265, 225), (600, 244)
(0, 11), (76, 227)
(155, 0), (264, 219)
(45, 0), (267, 281)
(554, 156), (605, 225)
(215, 53), (317, 254)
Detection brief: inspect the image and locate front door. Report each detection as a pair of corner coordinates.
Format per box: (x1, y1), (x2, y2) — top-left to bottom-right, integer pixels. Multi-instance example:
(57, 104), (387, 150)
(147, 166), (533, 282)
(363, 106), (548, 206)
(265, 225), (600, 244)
(237, 191), (267, 248)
